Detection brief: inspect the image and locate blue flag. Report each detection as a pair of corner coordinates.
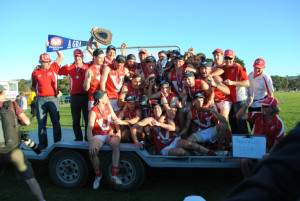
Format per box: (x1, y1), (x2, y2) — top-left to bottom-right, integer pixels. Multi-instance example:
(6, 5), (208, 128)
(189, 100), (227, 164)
(47, 35), (88, 52)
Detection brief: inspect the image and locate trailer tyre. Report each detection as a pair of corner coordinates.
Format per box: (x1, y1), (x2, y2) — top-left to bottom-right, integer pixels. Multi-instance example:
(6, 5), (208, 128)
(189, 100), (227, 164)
(102, 152), (146, 191)
(49, 150), (89, 189)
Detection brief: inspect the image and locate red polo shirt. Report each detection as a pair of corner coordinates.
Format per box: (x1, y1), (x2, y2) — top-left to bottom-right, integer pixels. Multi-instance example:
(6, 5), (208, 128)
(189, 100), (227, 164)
(58, 63), (89, 94)
(31, 62), (60, 96)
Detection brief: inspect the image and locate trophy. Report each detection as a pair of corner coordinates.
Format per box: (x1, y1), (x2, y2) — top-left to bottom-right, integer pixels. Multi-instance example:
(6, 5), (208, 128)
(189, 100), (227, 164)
(91, 28), (112, 45)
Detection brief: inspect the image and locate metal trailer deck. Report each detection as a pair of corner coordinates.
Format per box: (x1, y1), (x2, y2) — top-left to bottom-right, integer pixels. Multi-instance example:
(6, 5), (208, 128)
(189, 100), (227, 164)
(22, 128), (240, 168)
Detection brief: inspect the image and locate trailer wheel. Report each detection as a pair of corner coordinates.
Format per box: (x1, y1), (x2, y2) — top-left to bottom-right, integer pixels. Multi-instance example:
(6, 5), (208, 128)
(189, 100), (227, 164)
(49, 150), (89, 189)
(102, 152), (146, 191)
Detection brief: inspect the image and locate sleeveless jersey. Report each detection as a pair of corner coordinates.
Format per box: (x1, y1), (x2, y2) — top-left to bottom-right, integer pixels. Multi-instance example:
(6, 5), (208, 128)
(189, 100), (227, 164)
(106, 64), (126, 99)
(151, 117), (176, 151)
(184, 79), (205, 100)
(88, 64), (102, 101)
(91, 104), (112, 136)
(191, 106), (216, 131)
(124, 109), (137, 120)
(126, 83), (144, 99)
(170, 67), (187, 95)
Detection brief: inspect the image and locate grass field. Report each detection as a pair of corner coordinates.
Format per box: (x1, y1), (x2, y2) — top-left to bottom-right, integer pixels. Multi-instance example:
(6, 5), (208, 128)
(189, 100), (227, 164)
(1, 92), (299, 201)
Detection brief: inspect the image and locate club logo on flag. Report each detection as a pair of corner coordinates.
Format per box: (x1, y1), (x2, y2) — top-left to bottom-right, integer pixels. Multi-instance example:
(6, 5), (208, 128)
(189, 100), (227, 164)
(47, 35), (88, 52)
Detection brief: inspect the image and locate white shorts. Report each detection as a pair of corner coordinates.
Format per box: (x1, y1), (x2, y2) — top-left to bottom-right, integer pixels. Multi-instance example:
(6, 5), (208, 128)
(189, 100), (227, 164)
(215, 100), (232, 110)
(160, 137), (181, 156)
(179, 102), (192, 113)
(88, 100), (94, 111)
(109, 99), (122, 112)
(192, 126), (217, 143)
(93, 134), (108, 142)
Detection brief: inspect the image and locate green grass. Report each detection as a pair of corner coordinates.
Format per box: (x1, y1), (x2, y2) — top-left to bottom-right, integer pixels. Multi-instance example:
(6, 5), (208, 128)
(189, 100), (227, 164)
(1, 92), (300, 201)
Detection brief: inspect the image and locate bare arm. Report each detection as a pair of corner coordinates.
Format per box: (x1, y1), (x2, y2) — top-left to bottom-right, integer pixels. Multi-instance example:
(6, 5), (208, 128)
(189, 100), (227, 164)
(152, 117), (176, 132)
(55, 51), (64, 66)
(211, 76), (230, 95)
(236, 97), (253, 120)
(210, 67), (224, 77)
(83, 68), (93, 91)
(87, 111), (96, 142)
(19, 113), (30, 126)
(178, 111), (192, 136)
(100, 66), (110, 91)
(126, 110), (142, 125)
(224, 79), (250, 87)
(118, 85), (128, 107)
(121, 43), (127, 56)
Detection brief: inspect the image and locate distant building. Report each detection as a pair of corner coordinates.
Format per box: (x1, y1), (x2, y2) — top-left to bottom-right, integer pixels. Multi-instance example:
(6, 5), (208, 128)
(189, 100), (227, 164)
(0, 80), (18, 99)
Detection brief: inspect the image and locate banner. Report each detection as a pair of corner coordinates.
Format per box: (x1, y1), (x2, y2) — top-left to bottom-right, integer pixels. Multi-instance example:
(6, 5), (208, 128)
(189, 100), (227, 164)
(47, 35), (88, 52)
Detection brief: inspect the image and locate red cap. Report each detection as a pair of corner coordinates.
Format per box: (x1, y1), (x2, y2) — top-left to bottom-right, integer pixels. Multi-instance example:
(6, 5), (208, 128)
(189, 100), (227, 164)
(74, 49), (83, 56)
(253, 58), (265, 68)
(39, 53), (52, 62)
(259, 97), (279, 106)
(212, 49), (223, 55)
(224, 49), (235, 58)
(139, 49), (148, 54)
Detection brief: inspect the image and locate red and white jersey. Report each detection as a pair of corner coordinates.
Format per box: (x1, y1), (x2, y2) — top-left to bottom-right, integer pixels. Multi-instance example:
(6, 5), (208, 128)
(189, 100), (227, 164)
(221, 62), (248, 102)
(58, 63), (89, 94)
(184, 79), (205, 100)
(106, 64), (126, 99)
(170, 67), (187, 95)
(91, 104), (112, 136)
(104, 57), (115, 65)
(126, 64), (138, 78)
(31, 62), (60, 96)
(126, 83), (144, 99)
(142, 70), (158, 79)
(151, 117), (176, 151)
(160, 91), (178, 106)
(124, 109), (138, 120)
(136, 63), (147, 75)
(191, 106), (216, 131)
(247, 112), (284, 150)
(248, 71), (274, 108)
(88, 64), (102, 101)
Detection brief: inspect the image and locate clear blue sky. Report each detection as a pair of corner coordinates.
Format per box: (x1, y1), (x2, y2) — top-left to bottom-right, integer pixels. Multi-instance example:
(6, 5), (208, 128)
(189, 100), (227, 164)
(1, 0), (299, 81)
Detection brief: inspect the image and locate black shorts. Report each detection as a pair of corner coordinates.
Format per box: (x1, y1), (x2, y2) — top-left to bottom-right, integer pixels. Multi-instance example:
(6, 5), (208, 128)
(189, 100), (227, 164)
(0, 148), (34, 181)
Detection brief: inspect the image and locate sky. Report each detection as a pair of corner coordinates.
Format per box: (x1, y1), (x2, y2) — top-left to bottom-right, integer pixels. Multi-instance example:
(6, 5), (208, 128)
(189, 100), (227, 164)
(0, 0), (299, 81)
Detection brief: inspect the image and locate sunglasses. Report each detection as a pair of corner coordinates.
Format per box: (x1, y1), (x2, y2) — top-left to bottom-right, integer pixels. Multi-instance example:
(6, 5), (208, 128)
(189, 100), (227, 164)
(224, 57), (233, 60)
(262, 105), (271, 108)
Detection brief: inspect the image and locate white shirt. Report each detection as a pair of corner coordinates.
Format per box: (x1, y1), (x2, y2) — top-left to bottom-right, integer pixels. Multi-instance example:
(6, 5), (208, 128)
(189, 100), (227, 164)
(248, 71), (274, 108)
(21, 96), (27, 110)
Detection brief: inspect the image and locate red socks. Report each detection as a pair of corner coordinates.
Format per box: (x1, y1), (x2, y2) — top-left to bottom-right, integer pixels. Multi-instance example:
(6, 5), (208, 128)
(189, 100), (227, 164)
(112, 166), (119, 176)
(94, 168), (101, 177)
(208, 149), (216, 156)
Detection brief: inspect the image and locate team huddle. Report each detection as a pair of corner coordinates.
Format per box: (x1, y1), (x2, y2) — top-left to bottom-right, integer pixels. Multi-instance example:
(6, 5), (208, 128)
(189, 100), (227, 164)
(30, 27), (284, 189)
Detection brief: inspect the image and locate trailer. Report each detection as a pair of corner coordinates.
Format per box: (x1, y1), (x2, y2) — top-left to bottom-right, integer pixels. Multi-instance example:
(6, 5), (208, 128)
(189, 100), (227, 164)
(22, 128), (240, 192)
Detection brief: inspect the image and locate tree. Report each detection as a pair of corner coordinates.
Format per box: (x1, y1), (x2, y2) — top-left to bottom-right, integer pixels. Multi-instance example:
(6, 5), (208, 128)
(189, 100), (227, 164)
(234, 56), (245, 67)
(18, 79), (27, 92)
(58, 76), (70, 94)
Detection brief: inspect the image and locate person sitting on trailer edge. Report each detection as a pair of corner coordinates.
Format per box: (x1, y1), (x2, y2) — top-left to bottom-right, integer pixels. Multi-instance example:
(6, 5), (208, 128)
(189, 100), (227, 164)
(87, 90), (128, 189)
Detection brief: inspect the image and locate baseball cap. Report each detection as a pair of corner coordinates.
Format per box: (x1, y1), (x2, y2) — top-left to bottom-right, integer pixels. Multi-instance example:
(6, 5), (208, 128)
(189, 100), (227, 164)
(152, 100), (162, 107)
(127, 54), (136, 61)
(139, 95), (150, 110)
(200, 60), (211, 67)
(212, 49), (223, 55)
(74, 49), (83, 56)
(174, 54), (184, 60)
(159, 80), (170, 87)
(158, 50), (167, 55)
(39, 53), (52, 62)
(93, 49), (104, 57)
(193, 93), (204, 100)
(106, 45), (116, 52)
(116, 55), (126, 63)
(183, 71), (195, 78)
(132, 73), (142, 79)
(125, 94), (136, 102)
(253, 58), (265, 68)
(93, 90), (106, 105)
(224, 49), (235, 58)
(146, 56), (156, 63)
(0, 85), (6, 93)
(259, 97), (279, 107)
(171, 50), (180, 55)
(139, 49), (148, 54)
